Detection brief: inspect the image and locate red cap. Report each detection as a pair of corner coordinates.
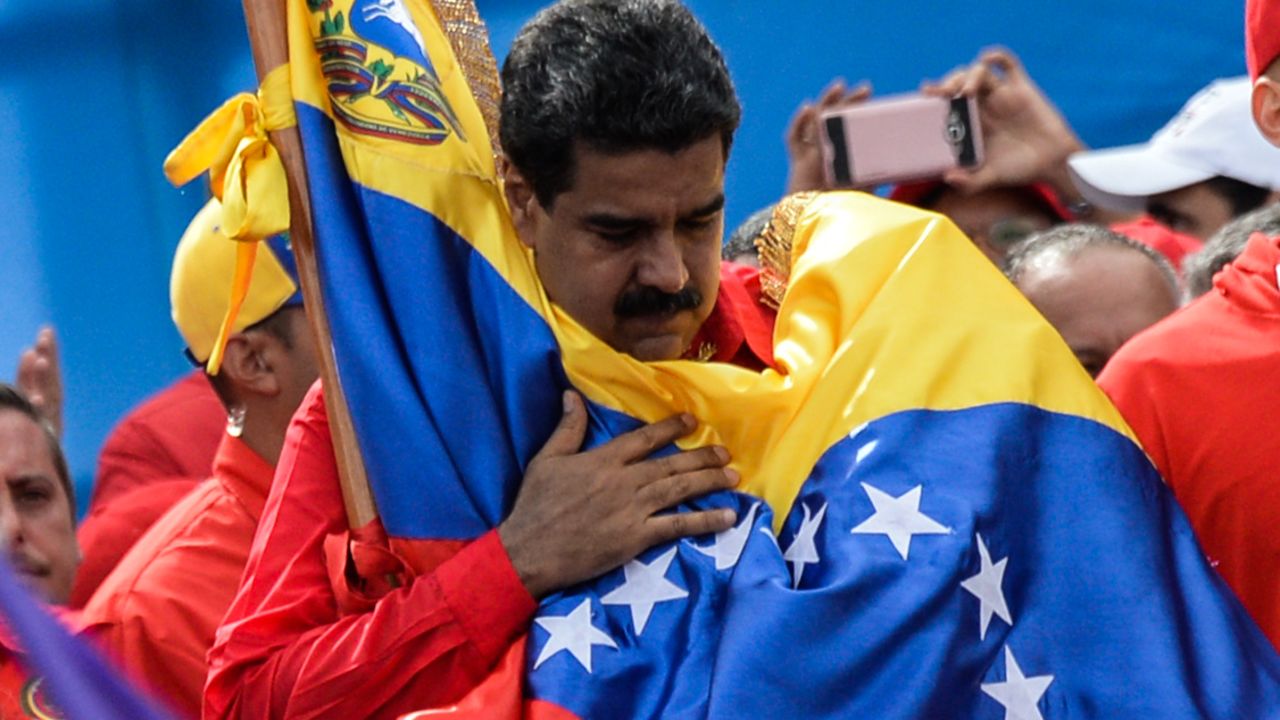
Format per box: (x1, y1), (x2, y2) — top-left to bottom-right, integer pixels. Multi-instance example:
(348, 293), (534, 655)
(1111, 216), (1203, 271)
(889, 180), (1074, 222)
(1247, 0), (1280, 79)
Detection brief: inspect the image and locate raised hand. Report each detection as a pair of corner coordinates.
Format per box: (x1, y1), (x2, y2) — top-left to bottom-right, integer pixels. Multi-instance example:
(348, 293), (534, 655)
(785, 79), (873, 195)
(15, 326), (62, 438)
(922, 47), (1084, 195)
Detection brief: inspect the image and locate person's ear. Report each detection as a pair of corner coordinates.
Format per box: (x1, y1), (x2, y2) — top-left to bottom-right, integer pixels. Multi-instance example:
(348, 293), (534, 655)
(218, 332), (282, 399)
(501, 157), (541, 249)
(1252, 76), (1280, 148)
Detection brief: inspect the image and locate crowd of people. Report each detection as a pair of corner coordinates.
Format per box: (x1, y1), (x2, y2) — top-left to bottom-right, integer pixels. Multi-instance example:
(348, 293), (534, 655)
(3, 0), (1280, 717)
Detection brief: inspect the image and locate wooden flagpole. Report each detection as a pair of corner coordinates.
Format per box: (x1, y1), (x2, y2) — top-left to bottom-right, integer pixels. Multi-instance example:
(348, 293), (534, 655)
(239, 0), (379, 529)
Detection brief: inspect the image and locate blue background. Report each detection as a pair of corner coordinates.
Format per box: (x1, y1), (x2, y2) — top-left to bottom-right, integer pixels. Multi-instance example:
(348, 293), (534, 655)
(0, 0), (1246, 512)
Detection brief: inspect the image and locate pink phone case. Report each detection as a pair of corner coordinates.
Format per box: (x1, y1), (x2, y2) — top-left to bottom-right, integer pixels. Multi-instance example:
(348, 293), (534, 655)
(820, 94), (982, 188)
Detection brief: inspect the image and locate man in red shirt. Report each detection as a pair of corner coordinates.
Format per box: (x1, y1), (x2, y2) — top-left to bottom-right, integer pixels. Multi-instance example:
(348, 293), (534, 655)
(205, 2), (768, 717)
(0, 384), (79, 719)
(1095, 0), (1280, 649)
(76, 199), (319, 718)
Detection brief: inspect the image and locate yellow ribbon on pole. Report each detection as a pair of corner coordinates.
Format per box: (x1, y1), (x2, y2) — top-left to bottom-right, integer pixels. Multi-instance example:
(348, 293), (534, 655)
(163, 65), (296, 375)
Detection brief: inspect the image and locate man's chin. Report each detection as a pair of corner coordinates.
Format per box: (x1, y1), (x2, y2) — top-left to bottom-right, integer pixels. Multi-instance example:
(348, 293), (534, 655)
(619, 332), (689, 362)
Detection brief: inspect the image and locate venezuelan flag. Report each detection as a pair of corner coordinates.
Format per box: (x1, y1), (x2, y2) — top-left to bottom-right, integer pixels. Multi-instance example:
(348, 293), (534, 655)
(279, 0), (1280, 717)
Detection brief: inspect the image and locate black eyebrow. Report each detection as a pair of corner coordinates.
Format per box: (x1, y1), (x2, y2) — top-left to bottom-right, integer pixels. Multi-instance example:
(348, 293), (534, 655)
(583, 194), (726, 231)
(583, 212), (652, 232)
(685, 194), (725, 219)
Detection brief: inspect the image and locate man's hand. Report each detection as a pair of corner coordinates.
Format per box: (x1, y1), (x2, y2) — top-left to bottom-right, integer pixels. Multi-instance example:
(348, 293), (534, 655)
(784, 79), (872, 195)
(922, 48), (1083, 196)
(16, 326), (62, 437)
(499, 390), (739, 599)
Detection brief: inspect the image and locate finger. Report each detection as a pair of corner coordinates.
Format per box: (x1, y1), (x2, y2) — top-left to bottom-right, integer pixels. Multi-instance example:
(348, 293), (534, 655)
(639, 466), (739, 513)
(816, 79), (847, 109)
(838, 82), (872, 107)
(16, 349), (37, 390)
(978, 47), (1022, 80)
(604, 412), (695, 464)
(959, 63), (998, 98)
(28, 356), (51, 388)
(635, 444), (730, 483)
(646, 508), (738, 545)
(39, 328), (60, 380)
(35, 326), (55, 353)
(929, 66), (969, 97)
(942, 166), (997, 195)
(784, 102), (816, 144)
(532, 390), (589, 460)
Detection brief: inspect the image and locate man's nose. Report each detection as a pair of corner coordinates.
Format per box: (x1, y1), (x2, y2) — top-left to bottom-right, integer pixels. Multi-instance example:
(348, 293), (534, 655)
(637, 233), (689, 294)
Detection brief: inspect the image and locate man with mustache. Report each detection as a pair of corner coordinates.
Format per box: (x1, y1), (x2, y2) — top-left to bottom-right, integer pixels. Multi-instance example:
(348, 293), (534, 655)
(0, 383), (78, 717)
(204, 1), (773, 717)
(0, 385), (77, 606)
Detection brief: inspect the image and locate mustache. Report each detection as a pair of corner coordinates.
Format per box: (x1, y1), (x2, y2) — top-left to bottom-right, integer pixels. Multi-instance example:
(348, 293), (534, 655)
(8, 551), (47, 578)
(614, 285), (704, 319)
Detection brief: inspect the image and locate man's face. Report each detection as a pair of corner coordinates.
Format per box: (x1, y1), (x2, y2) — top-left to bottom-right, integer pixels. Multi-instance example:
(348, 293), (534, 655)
(0, 410), (77, 604)
(507, 137), (726, 361)
(1147, 181), (1236, 240)
(931, 187), (1057, 265)
(1016, 247), (1178, 377)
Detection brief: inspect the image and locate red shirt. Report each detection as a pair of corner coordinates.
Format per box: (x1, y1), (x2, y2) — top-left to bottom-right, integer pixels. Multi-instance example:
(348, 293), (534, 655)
(1099, 232), (1280, 647)
(72, 371), (226, 607)
(80, 434), (274, 718)
(204, 265), (777, 719)
(0, 651), (64, 719)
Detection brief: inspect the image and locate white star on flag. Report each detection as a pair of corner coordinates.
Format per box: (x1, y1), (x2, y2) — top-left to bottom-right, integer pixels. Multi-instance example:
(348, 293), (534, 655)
(960, 533), (1012, 640)
(533, 599), (617, 673)
(692, 502), (760, 570)
(601, 547), (689, 635)
(782, 501), (828, 587)
(850, 482), (949, 560)
(981, 646), (1054, 720)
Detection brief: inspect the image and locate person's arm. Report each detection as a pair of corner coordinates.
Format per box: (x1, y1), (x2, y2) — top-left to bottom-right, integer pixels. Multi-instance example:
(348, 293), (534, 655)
(206, 385), (738, 719)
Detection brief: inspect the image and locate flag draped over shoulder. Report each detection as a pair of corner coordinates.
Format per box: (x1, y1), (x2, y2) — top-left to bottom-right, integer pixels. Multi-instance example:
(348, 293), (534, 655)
(282, 0), (1280, 717)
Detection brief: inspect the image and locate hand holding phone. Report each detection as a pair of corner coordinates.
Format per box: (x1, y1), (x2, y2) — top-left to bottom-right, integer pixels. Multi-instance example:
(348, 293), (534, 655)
(819, 93), (984, 188)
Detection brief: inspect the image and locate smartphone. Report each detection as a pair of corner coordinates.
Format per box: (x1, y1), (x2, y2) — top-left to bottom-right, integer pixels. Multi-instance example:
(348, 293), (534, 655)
(820, 94), (983, 188)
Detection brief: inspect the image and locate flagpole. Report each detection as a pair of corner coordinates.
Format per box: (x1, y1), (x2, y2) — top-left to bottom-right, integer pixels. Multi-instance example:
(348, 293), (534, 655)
(239, 0), (379, 529)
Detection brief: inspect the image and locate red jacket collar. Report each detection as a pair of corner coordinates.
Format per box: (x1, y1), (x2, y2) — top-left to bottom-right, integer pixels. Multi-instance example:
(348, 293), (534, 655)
(212, 434), (275, 522)
(682, 262), (776, 370)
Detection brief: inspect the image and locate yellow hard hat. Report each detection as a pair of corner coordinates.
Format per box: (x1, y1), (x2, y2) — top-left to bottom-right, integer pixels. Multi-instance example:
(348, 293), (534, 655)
(169, 198), (301, 374)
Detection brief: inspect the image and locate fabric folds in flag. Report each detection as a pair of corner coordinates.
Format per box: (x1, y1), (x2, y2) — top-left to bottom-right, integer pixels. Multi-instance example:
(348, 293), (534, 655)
(282, 0), (1280, 717)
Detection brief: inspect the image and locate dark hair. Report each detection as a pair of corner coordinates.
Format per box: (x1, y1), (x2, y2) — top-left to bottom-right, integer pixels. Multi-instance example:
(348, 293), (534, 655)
(1204, 175), (1272, 217)
(723, 205), (774, 262)
(499, 0), (741, 207)
(1006, 223), (1180, 301)
(0, 384), (73, 515)
(1183, 202), (1280, 299)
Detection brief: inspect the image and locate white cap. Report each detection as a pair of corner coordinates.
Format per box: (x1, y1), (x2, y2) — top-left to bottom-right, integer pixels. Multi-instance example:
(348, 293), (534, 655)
(1067, 77), (1280, 213)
